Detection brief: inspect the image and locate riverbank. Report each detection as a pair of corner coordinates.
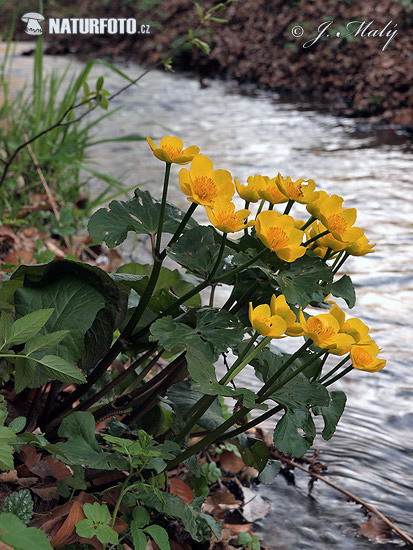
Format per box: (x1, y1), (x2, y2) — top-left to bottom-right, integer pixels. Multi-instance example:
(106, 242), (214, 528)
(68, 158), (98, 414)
(7, 0), (412, 126)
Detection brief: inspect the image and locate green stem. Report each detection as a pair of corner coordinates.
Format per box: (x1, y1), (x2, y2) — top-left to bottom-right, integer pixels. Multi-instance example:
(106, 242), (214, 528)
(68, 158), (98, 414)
(300, 216), (316, 231)
(259, 349), (326, 401)
(324, 364), (354, 387)
(318, 354), (350, 384)
(154, 162), (171, 255)
(174, 333), (261, 444)
(216, 404), (284, 442)
(244, 201), (250, 235)
(163, 202), (197, 255)
(210, 233), (227, 280)
(332, 251), (350, 274)
(303, 229), (330, 247)
(110, 473), (133, 528)
(268, 203), (274, 210)
(331, 250), (345, 271)
(256, 199), (265, 216)
(213, 248), (266, 284)
(283, 199), (295, 215)
(229, 280), (260, 314)
(220, 335), (270, 385)
(256, 339), (312, 399)
(323, 247), (333, 261)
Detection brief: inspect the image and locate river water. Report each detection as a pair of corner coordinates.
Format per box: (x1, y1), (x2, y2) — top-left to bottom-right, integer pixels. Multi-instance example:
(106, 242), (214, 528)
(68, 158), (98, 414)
(6, 44), (413, 548)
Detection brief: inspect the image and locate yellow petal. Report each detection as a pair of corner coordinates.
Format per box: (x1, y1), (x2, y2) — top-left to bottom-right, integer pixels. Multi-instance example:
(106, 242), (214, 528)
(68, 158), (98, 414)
(160, 136), (184, 152)
(190, 154), (214, 178)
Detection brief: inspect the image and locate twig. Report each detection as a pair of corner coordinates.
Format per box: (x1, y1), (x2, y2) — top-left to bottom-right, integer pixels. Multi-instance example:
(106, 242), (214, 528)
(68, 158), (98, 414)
(275, 453), (413, 546)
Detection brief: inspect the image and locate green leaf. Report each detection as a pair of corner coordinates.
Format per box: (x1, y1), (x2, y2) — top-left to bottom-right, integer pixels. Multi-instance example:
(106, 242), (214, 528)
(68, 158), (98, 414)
(88, 189), (197, 247)
(56, 412), (128, 470)
(329, 275), (356, 308)
(144, 525), (170, 550)
(6, 309), (54, 347)
(0, 427), (17, 470)
(14, 357), (36, 393)
(1, 489), (33, 523)
(24, 330), (70, 355)
(238, 439), (269, 472)
(167, 226), (228, 278)
(0, 312), (12, 346)
(273, 409), (316, 457)
(33, 355), (86, 384)
(95, 524), (118, 545)
(8, 416), (26, 433)
(168, 382), (225, 432)
(75, 519), (96, 539)
(83, 502), (111, 524)
(150, 309), (243, 361)
(116, 263), (201, 310)
(131, 524), (148, 549)
(253, 349), (329, 410)
(313, 390), (347, 440)
(258, 459), (282, 484)
(0, 513), (52, 549)
(12, 260), (127, 373)
(132, 506), (150, 528)
(276, 256), (333, 308)
(14, 275), (104, 364)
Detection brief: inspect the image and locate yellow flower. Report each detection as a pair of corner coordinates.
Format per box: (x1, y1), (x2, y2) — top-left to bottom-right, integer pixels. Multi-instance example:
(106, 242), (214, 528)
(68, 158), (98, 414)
(255, 211), (306, 263)
(347, 234), (375, 256)
(258, 176), (288, 205)
(275, 174), (319, 204)
(327, 304), (371, 355)
(306, 190), (330, 218)
(206, 199), (254, 233)
(249, 294), (297, 338)
(317, 195), (364, 243)
(146, 136), (199, 165)
(236, 175), (267, 203)
(306, 221), (349, 252)
(298, 309), (355, 353)
(271, 294), (304, 336)
(350, 340), (386, 372)
(179, 154), (234, 207)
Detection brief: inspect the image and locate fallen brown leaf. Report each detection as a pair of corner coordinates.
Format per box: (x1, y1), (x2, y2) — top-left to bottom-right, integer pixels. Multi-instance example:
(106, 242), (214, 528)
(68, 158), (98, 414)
(169, 478), (194, 505)
(359, 516), (392, 541)
(218, 450), (246, 474)
(203, 488), (242, 517)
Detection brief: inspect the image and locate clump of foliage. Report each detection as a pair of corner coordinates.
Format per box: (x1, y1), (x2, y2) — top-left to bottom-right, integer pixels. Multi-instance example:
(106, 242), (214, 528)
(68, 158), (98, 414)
(0, 130), (385, 547)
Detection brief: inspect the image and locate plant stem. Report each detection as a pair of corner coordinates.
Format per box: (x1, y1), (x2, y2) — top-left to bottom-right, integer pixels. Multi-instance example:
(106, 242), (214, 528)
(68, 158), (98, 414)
(332, 251), (350, 274)
(318, 354), (350, 384)
(331, 250), (345, 271)
(323, 247), (332, 261)
(229, 280), (261, 314)
(174, 333), (261, 444)
(324, 365), (354, 387)
(283, 199), (294, 215)
(256, 339), (312, 399)
(155, 162), (171, 255)
(220, 336), (270, 385)
(303, 230), (330, 247)
(110, 473), (133, 529)
(216, 404), (284, 442)
(74, 347), (161, 413)
(210, 233), (227, 279)
(162, 201), (197, 255)
(259, 349), (326, 401)
(256, 199), (265, 216)
(300, 216), (316, 231)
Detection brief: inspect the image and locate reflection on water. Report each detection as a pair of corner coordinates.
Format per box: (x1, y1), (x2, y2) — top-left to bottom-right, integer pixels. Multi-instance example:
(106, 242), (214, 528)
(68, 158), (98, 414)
(7, 44), (413, 547)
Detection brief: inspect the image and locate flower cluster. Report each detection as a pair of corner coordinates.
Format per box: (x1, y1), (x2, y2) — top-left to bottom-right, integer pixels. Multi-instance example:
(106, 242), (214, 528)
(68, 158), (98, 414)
(147, 136), (385, 374)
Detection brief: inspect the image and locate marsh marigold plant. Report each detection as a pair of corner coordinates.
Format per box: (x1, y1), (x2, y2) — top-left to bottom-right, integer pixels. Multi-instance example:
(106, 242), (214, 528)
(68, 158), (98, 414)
(0, 134), (387, 549)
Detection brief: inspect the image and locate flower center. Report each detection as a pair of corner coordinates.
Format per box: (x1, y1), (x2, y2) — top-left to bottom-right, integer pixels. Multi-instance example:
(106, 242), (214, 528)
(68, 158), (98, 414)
(161, 145), (182, 159)
(267, 227), (290, 249)
(193, 176), (218, 202)
(286, 180), (304, 199)
(216, 212), (241, 231)
(328, 214), (348, 234)
(308, 318), (336, 340)
(352, 347), (374, 366)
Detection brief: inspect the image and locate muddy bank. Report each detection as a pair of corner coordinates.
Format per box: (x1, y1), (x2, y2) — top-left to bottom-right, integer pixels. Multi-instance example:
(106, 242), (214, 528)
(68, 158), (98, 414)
(6, 0), (413, 125)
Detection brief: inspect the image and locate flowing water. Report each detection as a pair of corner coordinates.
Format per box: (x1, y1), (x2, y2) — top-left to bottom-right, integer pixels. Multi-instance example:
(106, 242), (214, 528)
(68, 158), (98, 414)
(5, 44), (413, 548)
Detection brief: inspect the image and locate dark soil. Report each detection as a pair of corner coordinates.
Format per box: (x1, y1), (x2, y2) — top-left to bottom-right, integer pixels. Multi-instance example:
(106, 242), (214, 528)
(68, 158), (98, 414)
(5, 0), (413, 125)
